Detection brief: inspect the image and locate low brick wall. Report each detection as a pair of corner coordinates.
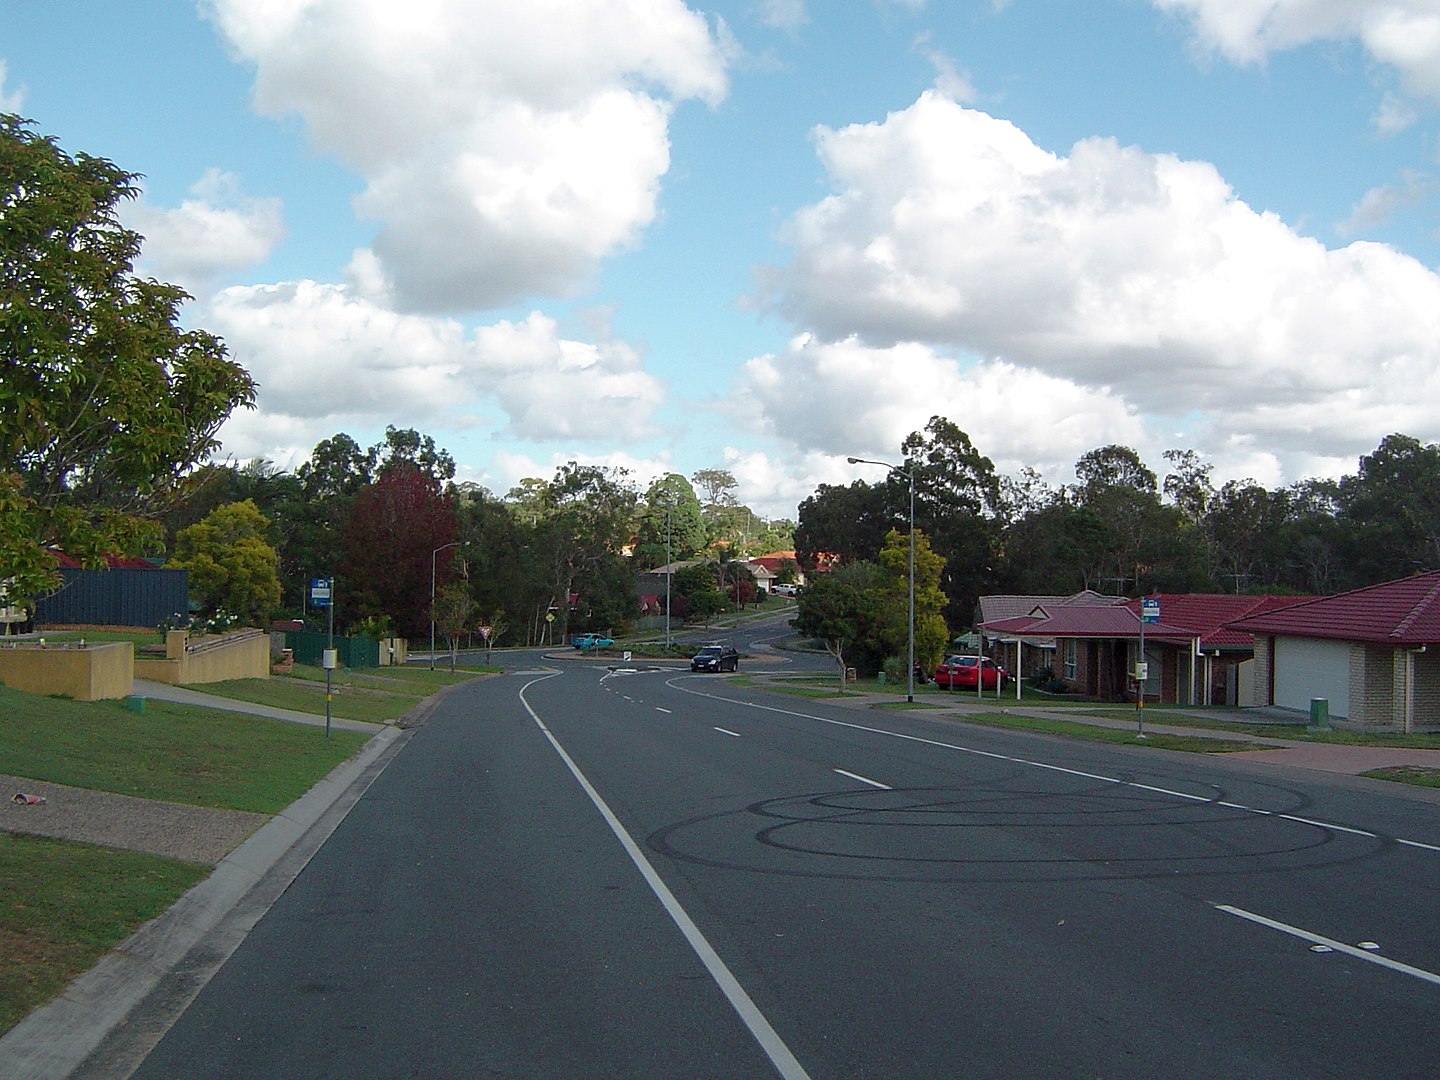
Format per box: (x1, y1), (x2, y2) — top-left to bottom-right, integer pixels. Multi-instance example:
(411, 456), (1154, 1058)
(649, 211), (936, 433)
(134, 628), (270, 685)
(0, 641), (133, 701)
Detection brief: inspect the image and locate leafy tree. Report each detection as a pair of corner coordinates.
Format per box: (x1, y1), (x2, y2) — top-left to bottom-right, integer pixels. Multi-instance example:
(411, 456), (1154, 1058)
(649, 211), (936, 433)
(522, 463), (637, 641)
(791, 561), (888, 690)
(340, 463), (458, 638)
(297, 433), (376, 499)
(434, 581), (474, 671)
(1339, 433), (1440, 581)
(1162, 448), (1213, 525)
(0, 114), (256, 603)
(795, 480), (891, 568)
(685, 587), (729, 625)
(634, 474), (705, 568)
(374, 425), (456, 485)
(168, 500), (281, 627)
(691, 467), (738, 507)
(875, 528), (949, 671)
(901, 416), (1003, 623)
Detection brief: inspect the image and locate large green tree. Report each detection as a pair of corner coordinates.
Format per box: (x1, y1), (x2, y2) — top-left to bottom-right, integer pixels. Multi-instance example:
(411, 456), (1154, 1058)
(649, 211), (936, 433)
(0, 115), (256, 604)
(168, 499), (281, 627)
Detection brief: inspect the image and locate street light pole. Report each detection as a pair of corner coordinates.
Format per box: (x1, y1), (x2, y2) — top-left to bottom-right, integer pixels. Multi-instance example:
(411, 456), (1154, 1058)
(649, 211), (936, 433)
(431, 540), (460, 671)
(848, 456), (916, 703)
(664, 498), (675, 649)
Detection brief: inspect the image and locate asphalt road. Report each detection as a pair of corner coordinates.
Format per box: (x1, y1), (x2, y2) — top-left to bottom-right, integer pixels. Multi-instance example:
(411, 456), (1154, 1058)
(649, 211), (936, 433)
(116, 637), (1440, 1078)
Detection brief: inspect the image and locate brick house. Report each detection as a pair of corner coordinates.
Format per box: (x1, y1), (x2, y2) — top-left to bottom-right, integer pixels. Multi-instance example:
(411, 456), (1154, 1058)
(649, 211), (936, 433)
(1226, 571), (1440, 732)
(980, 593), (1311, 705)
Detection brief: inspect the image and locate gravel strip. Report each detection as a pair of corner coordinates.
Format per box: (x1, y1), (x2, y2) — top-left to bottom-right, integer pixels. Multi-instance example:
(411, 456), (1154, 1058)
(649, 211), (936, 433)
(1, 774), (269, 865)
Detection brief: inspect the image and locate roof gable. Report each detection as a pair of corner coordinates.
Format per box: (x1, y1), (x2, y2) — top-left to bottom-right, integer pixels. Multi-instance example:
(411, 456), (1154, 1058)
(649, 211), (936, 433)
(1228, 571), (1440, 646)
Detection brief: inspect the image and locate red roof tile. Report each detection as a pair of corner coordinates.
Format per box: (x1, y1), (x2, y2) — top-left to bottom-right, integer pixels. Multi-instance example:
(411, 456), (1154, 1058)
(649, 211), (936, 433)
(1227, 571), (1440, 645)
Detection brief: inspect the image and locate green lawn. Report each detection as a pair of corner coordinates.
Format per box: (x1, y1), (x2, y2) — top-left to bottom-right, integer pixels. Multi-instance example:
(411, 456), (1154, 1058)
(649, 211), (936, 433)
(0, 685), (371, 812)
(960, 710), (1260, 753)
(186, 662), (483, 724)
(0, 835), (209, 1035)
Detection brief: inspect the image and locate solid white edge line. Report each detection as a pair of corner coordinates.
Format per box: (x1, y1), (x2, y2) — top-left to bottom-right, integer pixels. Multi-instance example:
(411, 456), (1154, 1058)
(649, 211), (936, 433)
(833, 768), (891, 790)
(1215, 904), (1440, 987)
(520, 677), (812, 1080)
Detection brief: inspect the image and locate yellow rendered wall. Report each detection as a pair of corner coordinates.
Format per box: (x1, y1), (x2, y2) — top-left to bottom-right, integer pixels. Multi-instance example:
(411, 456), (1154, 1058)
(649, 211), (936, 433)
(0, 641), (134, 701)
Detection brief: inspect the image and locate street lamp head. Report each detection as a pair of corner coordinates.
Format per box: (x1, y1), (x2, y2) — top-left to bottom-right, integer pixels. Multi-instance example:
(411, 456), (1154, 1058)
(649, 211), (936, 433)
(846, 457), (861, 464)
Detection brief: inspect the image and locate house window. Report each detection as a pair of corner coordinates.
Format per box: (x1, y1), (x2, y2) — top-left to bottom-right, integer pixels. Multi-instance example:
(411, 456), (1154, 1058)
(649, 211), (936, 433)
(1063, 639), (1077, 680)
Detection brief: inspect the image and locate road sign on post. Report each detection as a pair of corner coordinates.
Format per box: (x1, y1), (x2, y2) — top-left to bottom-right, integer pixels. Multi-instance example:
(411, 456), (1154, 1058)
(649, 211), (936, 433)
(1137, 596), (1159, 738)
(310, 578), (332, 608)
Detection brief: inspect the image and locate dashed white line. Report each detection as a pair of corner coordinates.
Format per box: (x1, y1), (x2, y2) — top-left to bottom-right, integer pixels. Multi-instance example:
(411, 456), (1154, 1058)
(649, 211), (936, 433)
(834, 768), (891, 790)
(714, 727), (742, 738)
(656, 707), (673, 714)
(667, 677), (1440, 855)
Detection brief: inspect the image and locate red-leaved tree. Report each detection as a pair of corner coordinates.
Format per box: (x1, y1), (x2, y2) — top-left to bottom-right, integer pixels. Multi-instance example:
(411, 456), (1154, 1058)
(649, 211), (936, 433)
(340, 464), (458, 639)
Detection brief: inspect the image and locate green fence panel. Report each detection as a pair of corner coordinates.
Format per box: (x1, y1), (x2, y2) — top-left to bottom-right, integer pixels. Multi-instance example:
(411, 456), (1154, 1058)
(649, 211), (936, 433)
(284, 631), (380, 669)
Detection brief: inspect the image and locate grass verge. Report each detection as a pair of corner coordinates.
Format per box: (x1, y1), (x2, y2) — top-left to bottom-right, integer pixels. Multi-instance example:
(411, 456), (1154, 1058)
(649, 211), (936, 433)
(1360, 765), (1440, 788)
(186, 662), (481, 724)
(0, 685), (371, 812)
(0, 834), (209, 1036)
(960, 710), (1260, 753)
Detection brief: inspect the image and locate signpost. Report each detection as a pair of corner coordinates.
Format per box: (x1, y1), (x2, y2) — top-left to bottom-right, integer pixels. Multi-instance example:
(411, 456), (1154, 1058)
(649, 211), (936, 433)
(310, 578), (334, 738)
(1137, 596), (1159, 738)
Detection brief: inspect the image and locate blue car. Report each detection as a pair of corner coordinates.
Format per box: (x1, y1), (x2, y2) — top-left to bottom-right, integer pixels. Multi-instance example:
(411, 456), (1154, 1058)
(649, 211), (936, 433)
(571, 633), (615, 650)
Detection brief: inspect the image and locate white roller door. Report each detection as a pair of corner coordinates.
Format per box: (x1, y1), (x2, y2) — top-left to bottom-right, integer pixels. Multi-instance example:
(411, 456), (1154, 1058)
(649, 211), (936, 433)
(1274, 637), (1350, 718)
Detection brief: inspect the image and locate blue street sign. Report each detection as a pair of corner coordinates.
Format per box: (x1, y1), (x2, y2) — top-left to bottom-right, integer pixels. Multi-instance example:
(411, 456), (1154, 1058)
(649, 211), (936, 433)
(1141, 597), (1160, 623)
(310, 577), (332, 607)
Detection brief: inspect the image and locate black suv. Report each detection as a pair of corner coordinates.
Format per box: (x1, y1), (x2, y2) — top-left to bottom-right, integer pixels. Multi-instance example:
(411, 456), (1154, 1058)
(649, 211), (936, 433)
(690, 642), (739, 672)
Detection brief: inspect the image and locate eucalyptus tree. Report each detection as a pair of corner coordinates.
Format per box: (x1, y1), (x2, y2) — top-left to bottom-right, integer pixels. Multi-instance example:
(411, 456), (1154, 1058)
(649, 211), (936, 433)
(0, 114), (256, 603)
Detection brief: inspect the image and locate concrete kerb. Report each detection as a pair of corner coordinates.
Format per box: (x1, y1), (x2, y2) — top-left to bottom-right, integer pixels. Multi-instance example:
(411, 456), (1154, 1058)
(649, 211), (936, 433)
(0, 724), (410, 1080)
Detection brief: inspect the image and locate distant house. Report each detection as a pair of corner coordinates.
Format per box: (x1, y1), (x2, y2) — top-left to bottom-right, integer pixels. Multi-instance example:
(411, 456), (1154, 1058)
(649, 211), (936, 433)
(980, 592), (1312, 705)
(977, 591), (1126, 676)
(1227, 572), (1440, 732)
(749, 551), (806, 587)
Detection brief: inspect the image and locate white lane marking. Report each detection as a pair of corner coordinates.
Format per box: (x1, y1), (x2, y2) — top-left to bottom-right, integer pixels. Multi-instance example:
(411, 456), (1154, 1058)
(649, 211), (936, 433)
(834, 769), (891, 790)
(666, 678), (1440, 853)
(657, 707), (673, 714)
(1398, 837), (1440, 853)
(1215, 905), (1440, 987)
(519, 677), (811, 1080)
(714, 727), (742, 738)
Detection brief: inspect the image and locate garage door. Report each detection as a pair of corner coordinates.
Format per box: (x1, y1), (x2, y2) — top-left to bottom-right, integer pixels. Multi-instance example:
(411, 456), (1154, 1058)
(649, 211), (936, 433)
(1274, 637), (1350, 718)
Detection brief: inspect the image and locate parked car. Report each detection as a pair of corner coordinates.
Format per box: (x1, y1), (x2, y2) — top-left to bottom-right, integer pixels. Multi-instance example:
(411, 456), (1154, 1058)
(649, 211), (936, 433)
(934, 655), (1007, 690)
(691, 642), (740, 672)
(571, 633), (615, 650)
(773, 583), (800, 597)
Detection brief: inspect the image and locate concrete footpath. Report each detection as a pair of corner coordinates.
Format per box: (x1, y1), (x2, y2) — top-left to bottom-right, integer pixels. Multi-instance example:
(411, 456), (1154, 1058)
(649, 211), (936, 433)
(0, 681), (445, 1080)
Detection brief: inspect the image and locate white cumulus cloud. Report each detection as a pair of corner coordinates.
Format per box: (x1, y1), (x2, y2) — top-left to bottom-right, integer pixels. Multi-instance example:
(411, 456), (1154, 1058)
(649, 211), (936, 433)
(201, 0), (729, 313)
(202, 282), (665, 459)
(129, 169), (285, 292)
(739, 334), (1147, 482)
(761, 91), (1440, 478)
(1152, 0), (1440, 100)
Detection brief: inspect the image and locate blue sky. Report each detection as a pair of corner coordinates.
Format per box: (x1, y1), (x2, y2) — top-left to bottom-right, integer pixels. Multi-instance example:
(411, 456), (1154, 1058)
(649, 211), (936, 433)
(4, 1), (1439, 519)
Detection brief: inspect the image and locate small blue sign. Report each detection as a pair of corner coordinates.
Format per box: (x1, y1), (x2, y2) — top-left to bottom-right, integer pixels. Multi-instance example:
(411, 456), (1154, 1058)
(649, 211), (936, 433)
(310, 577), (332, 608)
(1140, 597), (1160, 623)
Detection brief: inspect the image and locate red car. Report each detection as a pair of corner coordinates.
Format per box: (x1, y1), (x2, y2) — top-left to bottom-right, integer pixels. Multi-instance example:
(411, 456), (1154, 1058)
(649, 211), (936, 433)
(934, 655), (1008, 691)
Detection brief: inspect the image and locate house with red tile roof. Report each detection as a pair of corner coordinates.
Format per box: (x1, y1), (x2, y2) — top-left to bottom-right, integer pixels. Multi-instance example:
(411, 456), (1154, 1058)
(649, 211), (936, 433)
(1227, 571), (1440, 731)
(980, 592), (1313, 705)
